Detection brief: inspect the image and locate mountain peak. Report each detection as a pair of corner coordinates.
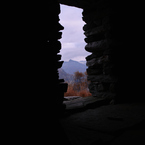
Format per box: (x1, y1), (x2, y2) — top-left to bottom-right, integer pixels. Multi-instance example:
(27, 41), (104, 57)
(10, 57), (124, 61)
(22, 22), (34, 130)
(62, 60), (87, 74)
(69, 59), (76, 62)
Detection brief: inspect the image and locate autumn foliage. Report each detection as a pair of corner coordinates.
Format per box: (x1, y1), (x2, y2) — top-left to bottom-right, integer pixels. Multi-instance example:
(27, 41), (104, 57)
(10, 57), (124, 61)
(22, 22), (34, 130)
(64, 71), (92, 97)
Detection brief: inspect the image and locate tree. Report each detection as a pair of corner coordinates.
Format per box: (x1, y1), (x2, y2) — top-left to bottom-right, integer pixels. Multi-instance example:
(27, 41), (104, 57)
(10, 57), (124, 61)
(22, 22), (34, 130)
(64, 71), (92, 97)
(74, 71), (84, 83)
(73, 71), (85, 92)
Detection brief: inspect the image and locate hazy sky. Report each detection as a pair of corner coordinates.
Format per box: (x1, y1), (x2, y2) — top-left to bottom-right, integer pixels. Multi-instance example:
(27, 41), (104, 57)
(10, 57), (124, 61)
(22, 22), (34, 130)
(59, 4), (90, 61)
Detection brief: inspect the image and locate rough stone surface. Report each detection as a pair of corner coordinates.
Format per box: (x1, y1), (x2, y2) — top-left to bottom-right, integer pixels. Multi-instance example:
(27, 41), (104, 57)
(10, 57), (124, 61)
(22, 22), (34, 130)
(59, 0), (145, 105)
(8, 1), (145, 145)
(85, 40), (108, 52)
(84, 25), (104, 37)
(82, 1), (118, 101)
(60, 103), (145, 145)
(87, 75), (117, 83)
(87, 68), (102, 75)
(63, 96), (107, 110)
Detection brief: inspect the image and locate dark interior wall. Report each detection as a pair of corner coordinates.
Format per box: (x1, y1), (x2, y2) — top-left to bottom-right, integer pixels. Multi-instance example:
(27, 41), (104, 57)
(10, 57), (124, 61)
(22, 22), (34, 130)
(109, 1), (145, 103)
(58, 0), (145, 103)
(58, 0), (89, 8)
(5, 1), (144, 143)
(6, 1), (70, 144)
(82, 0), (117, 101)
(17, 1), (68, 112)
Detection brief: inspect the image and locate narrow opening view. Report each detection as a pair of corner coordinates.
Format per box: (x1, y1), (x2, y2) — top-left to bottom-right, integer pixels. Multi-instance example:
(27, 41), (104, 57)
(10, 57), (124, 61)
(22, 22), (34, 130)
(58, 4), (91, 97)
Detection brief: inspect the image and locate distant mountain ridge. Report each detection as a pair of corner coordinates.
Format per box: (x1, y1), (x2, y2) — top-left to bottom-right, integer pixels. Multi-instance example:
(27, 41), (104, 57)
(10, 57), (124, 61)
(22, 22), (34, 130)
(61, 59), (87, 74)
(58, 59), (87, 82)
(58, 68), (73, 82)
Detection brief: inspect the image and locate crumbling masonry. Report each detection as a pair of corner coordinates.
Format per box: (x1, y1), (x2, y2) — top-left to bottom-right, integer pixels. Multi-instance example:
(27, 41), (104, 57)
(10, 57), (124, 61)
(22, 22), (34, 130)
(51, 0), (145, 110)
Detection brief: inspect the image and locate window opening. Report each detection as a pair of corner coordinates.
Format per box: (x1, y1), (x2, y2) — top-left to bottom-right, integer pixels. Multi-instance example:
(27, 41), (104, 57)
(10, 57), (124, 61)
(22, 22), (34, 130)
(58, 4), (91, 97)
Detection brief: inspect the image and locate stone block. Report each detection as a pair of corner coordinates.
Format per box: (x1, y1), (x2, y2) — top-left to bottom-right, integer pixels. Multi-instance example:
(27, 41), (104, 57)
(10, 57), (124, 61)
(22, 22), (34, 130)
(84, 26), (104, 37)
(97, 83), (104, 92)
(84, 33), (105, 43)
(86, 58), (98, 67)
(58, 82), (68, 92)
(89, 83), (116, 99)
(87, 75), (118, 83)
(102, 82), (111, 91)
(86, 53), (103, 61)
(88, 82), (98, 96)
(87, 58), (103, 67)
(82, 8), (111, 23)
(89, 82), (111, 93)
(87, 68), (103, 75)
(83, 19), (102, 31)
(85, 40), (108, 53)
(57, 61), (64, 69)
(59, 79), (65, 83)
(48, 41), (61, 53)
(56, 54), (62, 60)
(54, 54), (62, 62)
(57, 23), (64, 31)
(86, 55), (109, 68)
(103, 64), (114, 75)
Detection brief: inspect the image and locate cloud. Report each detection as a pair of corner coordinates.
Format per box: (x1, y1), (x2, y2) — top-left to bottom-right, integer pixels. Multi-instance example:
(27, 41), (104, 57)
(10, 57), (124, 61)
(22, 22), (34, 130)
(59, 41), (91, 61)
(71, 56), (88, 62)
(62, 43), (76, 49)
(59, 4), (84, 22)
(59, 4), (90, 61)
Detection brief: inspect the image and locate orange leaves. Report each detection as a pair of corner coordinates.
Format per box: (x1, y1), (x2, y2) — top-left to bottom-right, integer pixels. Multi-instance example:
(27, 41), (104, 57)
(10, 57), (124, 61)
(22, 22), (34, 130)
(64, 71), (92, 97)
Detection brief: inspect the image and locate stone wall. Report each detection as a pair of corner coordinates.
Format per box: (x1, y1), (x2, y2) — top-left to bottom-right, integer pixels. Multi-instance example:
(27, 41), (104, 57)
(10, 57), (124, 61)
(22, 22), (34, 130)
(47, 1), (68, 111)
(82, 0), (117, 101)
(59, 0), (145, 103)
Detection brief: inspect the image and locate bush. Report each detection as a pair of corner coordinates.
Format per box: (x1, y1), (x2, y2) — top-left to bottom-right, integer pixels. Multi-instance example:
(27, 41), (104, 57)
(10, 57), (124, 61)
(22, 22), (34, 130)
(64, 86), (92, 97)
(64, 84), (77, 96)
(64, 71), (92, 97)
